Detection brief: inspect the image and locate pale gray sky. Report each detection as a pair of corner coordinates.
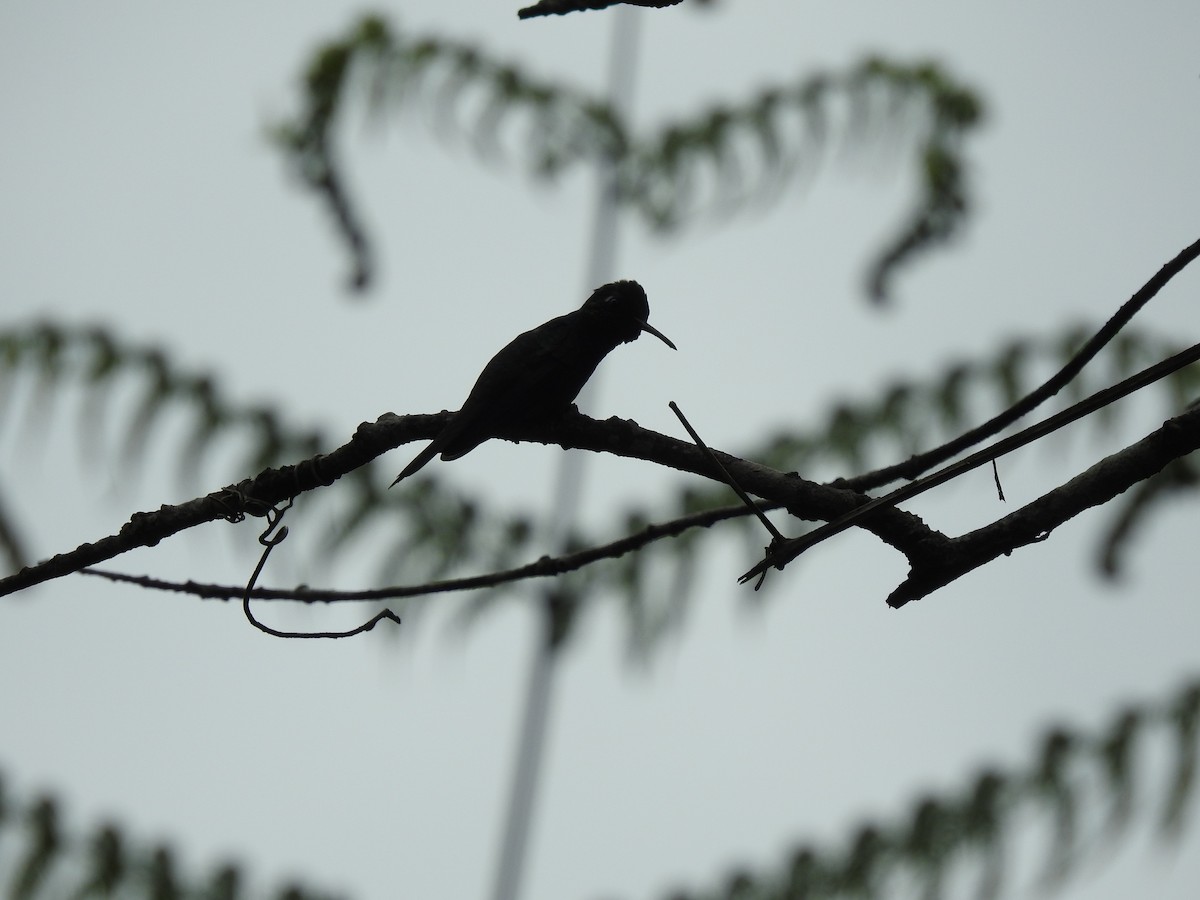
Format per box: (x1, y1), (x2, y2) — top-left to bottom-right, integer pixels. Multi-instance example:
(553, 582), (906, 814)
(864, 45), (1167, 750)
(2, 2), (1200, 899)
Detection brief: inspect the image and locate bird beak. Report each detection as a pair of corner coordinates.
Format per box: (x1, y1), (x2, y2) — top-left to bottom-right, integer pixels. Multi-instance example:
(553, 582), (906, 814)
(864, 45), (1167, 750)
(637, 320), (677, 350)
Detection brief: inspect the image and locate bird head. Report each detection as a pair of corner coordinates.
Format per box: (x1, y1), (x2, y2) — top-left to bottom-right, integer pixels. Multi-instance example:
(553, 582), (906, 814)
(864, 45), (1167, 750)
(582, 280), (677, 349)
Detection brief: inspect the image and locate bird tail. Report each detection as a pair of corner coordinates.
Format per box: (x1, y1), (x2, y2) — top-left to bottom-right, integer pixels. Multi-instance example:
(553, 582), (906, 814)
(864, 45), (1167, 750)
(389, 442), (441, 487)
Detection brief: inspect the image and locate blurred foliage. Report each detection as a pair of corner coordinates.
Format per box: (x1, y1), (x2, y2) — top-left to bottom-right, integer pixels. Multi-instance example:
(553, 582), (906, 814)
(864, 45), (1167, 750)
(3, 9), (1196, 900)
(756, 324), (1200, 481)
(272, 14), (983, 301)
(1, 672), (1196, 900)
(0, 489), (28, 575)
(0, 322), (535, 595)
(639, 323), (1200, 639)
(654, 677), (1200, 900)
(1, 319), (1196, 644)
(1096, 454), (1199, 578)
(0, 774), (340, 900)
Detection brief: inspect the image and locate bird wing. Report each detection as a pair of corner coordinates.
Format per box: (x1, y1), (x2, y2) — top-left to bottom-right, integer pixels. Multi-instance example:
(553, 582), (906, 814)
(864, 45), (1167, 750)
(392, 312), (588, 483)
(438, 316), (583, 461)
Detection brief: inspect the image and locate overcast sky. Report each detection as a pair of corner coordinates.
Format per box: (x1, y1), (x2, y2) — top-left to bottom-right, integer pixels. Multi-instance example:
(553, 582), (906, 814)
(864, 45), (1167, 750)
(2, 2), (1200, 899)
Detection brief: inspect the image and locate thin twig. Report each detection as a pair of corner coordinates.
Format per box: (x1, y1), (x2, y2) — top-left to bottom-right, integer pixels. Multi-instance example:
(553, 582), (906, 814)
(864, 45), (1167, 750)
(669, 401), (784, 542)
(81, 500), (760, 603)
(846, 234), (1200, 492)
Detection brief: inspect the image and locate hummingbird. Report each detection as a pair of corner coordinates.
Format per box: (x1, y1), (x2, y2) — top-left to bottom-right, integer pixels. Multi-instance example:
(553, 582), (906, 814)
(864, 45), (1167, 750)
(390, 280), (675, 486)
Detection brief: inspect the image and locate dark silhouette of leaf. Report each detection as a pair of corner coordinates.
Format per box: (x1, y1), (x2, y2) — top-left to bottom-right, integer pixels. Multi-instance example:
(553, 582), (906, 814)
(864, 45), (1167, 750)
(10, 797), (58, 900)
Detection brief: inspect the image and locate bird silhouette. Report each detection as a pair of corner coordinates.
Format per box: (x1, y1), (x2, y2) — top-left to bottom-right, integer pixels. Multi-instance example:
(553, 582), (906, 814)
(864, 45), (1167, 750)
(391, 280), (675, 486)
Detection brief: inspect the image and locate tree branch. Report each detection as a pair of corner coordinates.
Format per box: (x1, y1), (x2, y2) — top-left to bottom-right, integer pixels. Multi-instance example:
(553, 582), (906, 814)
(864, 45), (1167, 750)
(540, 413), (946, 559)
(887, 403), (1200, 607)
(740, 340), (1200, 585)
(0, 412), (446, 599)
(2, 408), (936, 599)
(518, 0), (684, 19)
(79, 501), (757, 602)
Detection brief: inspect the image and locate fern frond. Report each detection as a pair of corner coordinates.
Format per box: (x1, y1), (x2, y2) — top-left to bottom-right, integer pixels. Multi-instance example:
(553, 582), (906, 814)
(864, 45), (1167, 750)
(0, 321), (534, 599)
(652, 677), (1200, 900)
(0, 773), (340, 900)
(273, 15), (984, 301)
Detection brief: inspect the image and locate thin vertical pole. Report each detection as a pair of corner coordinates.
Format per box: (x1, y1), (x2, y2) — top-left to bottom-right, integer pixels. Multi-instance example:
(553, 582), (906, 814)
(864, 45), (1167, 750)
(488, 10), (643, 900)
